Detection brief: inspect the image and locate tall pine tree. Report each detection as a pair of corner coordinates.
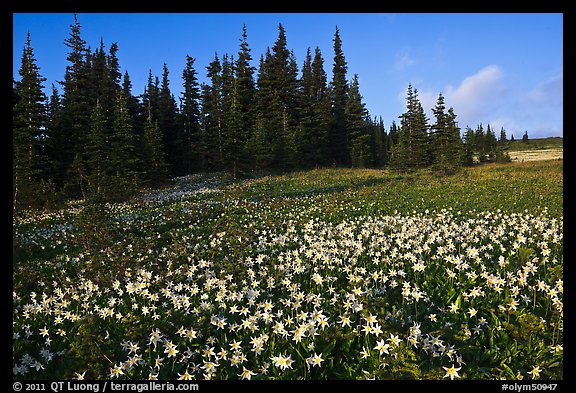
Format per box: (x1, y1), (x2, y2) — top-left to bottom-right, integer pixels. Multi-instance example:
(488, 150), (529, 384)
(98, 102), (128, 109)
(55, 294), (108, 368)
(346, 74), (371, 168)
(13, 32), (48, 211)
(181, 55), (202, 174)
(329, 26), (349, 166)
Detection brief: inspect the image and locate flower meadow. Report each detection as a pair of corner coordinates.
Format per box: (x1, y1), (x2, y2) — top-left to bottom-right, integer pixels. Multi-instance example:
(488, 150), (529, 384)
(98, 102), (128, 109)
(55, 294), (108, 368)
(13, 161), (563, 380)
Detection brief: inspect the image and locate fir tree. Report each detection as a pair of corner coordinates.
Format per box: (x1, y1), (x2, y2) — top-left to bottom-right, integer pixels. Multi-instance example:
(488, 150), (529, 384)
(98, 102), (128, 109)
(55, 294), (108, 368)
(201, 54), (224, 171)
(268, 25), (299, 169)
(430, 93), (462, 171)
(430, 93), (449, 168)
(463, 127), (475, 166)
(393, 84), (430, 169)
(346, 74), (371, 168)
(84, 99), (109, 197)
(522, 131), (529, 143)
(445, 107), (464, 168)
(181, 55), (202, 174)
(157, 64), (182, 176)
(296, 47), (329, 167)
(143, 104), (169, 186)
(45, 84), (64, 185)
(60, 14), (92, 197)
(13, 32), (48, 211)
(249, 52), (275, 169)
(329, 26), (349, 166)
(108, 91), (141, 200)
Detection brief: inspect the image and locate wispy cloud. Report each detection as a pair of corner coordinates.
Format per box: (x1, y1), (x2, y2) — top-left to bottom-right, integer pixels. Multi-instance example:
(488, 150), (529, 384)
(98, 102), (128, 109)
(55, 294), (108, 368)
(394, 47), (417, 70)
(522, 73), (563, 108)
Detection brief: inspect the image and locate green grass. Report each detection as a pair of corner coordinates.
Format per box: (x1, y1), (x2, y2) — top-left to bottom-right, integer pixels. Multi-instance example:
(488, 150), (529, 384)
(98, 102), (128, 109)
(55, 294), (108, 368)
(13, 160), (563, 380)
(507, 137), (563, 152)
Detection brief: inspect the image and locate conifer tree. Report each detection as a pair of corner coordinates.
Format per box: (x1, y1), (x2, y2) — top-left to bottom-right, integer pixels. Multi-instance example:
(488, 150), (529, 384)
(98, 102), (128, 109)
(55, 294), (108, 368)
(485, 124), (498, 161)
(142, 70), (160, 123)
(84, 99), (109, 197)
(45, 84), (64, 185)
(268, 24), (299, 169)
(296, 47), (329, 167)
(370, 117), (387, 167)
(60, 14), (92, 197)
(181, 55), (202, 174)
(393, 84), (430, 169)
(235, 24), (256, 144)
(143, 104), (169, 186)
(157, 64), (182, 175)
(122, 71), (144, 138)
(431, 93), (462, 170)
(474, 124), (487, 162)
(329, 26), (349, 166)
(463, 127), (475, 166)
(346, 74), (371, 168)
(201, 54), (224, 171)
(249, 52), (275, 169)
(108, 91), (141, 200)
(444, 107), (464, 168)
(13, 32), (48, 211)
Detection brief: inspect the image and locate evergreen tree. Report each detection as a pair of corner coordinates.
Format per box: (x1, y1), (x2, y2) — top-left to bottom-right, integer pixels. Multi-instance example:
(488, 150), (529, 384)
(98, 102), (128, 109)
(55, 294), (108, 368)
(522, 131), (529, 143)
(84, 99), (109, 197)
(222, 78), (245, 179)
(463, 127), (475, 166)
(108, 91), (141, 200)
(235, 24), (256, 145)
(59, 14), (92, 197)
(45, 84), (64, 185)
(346, 74), (371, 168)
(310, 47), (331, 166)
(296, 47), (329, 167)
(143, 104), (169, 186)
(157, 64), (182, 175)
(494, 126), (511, 163)
(122, 71), (142, 132)
(13, 32), (48, 211)
(485, 124), (498, 161)
(249, 52), (275, 169)
(393, 84), (430, 169)
(142, 70), (160, 123)
(181, 55), (202, 174)
(430, 93), (449, 168)
(445, 107), (464, 168)
(268, 25), (299, 169)
(201, 54), (224, 171)
(474, 124), (487, 162)
(499, 127), (508, 145)
(370, 117), (387, 167)
(329, 26), (349, 166)
(430, 94), (462, 171)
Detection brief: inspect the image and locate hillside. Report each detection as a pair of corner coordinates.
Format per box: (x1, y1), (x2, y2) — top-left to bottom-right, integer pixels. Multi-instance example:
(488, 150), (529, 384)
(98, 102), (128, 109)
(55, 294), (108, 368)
(13, 161), (563, 380)
(507, 137), (563, 162)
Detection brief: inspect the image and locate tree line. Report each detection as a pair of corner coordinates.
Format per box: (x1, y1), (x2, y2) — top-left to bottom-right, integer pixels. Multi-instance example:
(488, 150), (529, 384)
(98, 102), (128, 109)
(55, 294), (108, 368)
(13, 15), (513, 212)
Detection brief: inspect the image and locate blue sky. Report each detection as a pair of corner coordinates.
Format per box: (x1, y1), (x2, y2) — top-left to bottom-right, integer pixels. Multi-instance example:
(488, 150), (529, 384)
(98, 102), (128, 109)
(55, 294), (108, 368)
(13, 13), (563, 138)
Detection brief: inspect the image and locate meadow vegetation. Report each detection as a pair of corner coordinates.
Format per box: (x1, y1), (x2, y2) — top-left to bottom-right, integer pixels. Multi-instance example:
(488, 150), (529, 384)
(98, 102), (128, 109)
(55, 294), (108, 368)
(13, 159), (563, 380)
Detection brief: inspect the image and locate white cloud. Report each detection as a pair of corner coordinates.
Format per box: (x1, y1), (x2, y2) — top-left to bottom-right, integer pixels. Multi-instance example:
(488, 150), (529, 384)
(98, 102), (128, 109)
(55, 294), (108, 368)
(394, 47), (417, 70)
(394, 66), (562, 137)
(443, 65), (505, 126)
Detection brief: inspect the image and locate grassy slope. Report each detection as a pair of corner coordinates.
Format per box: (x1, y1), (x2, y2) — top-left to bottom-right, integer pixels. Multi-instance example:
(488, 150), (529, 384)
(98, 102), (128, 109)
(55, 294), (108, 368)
(507, 137), (563, 162)
(507, 137), (563, 152)
(12, 159), (564, 380)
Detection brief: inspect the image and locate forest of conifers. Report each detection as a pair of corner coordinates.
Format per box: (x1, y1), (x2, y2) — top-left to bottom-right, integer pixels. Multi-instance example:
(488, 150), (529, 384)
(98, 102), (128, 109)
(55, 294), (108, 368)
(13, 14), (513, 211)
